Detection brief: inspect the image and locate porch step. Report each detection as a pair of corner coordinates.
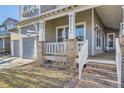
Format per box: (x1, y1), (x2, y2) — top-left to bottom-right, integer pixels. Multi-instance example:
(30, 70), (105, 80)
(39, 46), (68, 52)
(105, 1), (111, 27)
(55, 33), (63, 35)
(77, 62), (118, 88)
(86, 62), (117, 72)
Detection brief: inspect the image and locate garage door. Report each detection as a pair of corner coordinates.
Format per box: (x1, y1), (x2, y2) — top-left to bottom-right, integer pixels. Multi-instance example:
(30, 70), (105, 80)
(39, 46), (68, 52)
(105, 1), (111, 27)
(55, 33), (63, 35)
(23, 37), (35, 59)
(13, 40), (20, 57)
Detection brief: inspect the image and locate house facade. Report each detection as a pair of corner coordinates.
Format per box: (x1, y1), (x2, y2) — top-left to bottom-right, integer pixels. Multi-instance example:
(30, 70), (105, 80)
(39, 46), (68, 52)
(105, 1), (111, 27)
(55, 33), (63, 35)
(0, 18), (17, 54)
(10, 5), (124, 87)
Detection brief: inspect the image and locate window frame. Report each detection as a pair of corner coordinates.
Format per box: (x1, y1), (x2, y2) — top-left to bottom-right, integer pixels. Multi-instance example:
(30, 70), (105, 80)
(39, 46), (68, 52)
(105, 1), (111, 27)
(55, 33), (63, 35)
(96, 24), (103, 49)
(56, 22), (86, 42)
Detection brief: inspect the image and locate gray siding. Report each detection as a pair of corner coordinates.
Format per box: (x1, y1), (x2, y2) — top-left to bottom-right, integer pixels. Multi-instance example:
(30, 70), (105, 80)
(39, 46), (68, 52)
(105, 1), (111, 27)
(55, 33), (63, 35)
(40, 5), (56, 14)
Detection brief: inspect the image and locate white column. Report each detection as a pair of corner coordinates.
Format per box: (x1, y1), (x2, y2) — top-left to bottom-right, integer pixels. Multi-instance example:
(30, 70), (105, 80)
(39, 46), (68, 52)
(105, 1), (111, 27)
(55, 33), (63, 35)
(11, 40), (14, 56)
(34, 36), (38, 59)
(68, 12), (76, 39)
(19, 29), (23, 58)
(39, 20), (45, 41)
(2, 38), (5, 53)
(92, 8), (95, 56)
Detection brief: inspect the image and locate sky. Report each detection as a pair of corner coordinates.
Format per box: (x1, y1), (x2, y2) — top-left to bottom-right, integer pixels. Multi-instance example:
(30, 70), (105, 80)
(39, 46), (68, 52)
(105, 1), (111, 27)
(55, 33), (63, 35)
(0, 5), (19, 24)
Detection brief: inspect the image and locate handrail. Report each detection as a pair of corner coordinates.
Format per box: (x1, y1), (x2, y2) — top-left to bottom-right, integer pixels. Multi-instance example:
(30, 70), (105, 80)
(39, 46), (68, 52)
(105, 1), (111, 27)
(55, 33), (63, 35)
(79, 40), (88, 79)
(115, 38), (122, 88)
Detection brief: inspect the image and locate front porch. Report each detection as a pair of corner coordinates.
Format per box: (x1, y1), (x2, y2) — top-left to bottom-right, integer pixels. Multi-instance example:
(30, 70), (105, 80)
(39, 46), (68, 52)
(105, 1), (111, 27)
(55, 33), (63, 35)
(87, 52), (116, 64)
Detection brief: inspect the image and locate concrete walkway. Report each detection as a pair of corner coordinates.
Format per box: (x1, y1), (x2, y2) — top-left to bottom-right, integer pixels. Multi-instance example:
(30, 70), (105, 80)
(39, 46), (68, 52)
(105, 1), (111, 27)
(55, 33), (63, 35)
(0, 56), (35, 69)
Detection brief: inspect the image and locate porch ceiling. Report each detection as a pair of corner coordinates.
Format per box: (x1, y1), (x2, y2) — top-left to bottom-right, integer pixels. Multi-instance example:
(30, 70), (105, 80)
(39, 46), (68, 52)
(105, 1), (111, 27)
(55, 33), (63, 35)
(95, 5), (123, 29)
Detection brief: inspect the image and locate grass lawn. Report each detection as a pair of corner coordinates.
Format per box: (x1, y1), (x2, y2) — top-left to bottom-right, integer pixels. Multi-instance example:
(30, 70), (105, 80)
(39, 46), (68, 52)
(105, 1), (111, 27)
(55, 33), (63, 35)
(0, 63), (72, 88)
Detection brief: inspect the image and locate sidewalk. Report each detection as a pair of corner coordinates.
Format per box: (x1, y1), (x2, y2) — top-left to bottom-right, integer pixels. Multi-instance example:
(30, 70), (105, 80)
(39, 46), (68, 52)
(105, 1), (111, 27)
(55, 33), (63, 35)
(0, 56), (35, 69)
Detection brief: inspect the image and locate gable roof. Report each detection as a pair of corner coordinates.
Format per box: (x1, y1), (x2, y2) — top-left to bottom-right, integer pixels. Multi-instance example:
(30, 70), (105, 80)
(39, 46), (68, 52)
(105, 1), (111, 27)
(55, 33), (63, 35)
(2, 18), (18, 25)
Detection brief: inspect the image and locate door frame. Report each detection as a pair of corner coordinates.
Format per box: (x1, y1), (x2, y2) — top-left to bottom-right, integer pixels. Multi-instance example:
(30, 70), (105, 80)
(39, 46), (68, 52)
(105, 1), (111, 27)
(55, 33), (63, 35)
(107, 33), (115, 50)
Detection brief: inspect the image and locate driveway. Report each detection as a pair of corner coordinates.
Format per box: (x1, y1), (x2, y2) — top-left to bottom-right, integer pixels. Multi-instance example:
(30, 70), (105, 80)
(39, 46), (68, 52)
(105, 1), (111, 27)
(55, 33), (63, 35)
(0, 56), (35, 69)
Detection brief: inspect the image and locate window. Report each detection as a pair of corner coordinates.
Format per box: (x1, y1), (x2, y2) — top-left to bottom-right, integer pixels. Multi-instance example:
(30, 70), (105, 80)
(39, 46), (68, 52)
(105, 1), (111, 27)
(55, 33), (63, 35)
(96, 25), (102, 48)
(57, 28), (64, 42)
(56, 22), (86, 42)
(76, 25), (85, 41)
(7, 24), (15, 30)
(23, 5), (36, 12)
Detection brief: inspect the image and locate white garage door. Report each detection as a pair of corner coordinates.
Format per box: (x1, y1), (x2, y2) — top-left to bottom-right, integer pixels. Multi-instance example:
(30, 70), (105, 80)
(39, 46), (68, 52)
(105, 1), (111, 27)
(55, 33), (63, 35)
(23, 37), (35, 59)
(13, 40), (20, 57)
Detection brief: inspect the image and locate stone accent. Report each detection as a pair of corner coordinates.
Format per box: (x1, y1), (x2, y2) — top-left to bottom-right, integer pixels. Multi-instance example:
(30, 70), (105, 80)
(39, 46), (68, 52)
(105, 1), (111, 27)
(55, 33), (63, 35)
(120, 36), (124, 87)
(66, 39), (77, 74)
(37, 41), (45, 66)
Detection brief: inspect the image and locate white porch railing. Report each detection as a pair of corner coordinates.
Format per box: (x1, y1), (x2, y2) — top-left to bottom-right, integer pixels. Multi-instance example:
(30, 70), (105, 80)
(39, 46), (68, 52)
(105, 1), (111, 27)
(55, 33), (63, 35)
(44, 41), (85, 55)
(79, 40), (88, 79)
(115, 38), (122, 88)
(44, 42), (66, 55)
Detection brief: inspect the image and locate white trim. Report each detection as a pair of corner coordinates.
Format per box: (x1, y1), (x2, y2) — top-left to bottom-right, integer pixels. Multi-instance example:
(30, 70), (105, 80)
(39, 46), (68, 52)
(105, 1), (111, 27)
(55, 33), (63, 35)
(19, 29), (23, 58)
(92, 8), (95, 56)
(11, 40), (14, 56)
(107, 33), (115, 50)
(2, 38), (5, 52)
(95, 24), (102, 49)
(87, 59), (116, 65)
(56, 21), (86, 42)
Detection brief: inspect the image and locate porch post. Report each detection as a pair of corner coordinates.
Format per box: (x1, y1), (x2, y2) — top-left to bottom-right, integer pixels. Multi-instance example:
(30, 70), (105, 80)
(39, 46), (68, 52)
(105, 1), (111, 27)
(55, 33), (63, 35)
(120, 5), (124, 88)
(34, 36), (38, 59)
(11, 40), (14, 56)
(67, 12), (76, 73)
(19, 29), (23, 59)
(37, 20), (45, 65)
(2, 38), (5, 53)
(121, 6), (124, 35)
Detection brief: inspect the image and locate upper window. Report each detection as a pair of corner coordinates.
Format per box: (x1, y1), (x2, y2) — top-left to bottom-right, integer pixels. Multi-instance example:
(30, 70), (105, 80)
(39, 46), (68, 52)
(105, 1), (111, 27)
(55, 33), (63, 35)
(96, 25), (102, 48)
(23, 5), (36, 12)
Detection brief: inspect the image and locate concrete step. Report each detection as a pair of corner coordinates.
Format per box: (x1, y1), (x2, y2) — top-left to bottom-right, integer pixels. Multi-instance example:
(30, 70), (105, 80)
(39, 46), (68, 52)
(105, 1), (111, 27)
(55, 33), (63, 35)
(83, 67), (117, 81)
(76, 79), (113, 88)
(86, 62), (117, 72)
(82, 73), (118, 88)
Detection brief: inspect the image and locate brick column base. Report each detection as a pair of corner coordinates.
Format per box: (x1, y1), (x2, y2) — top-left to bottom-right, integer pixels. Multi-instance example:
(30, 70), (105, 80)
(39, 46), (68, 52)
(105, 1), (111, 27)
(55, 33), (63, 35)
(120, 36), (124, 87)
(66, 39), (77, 74)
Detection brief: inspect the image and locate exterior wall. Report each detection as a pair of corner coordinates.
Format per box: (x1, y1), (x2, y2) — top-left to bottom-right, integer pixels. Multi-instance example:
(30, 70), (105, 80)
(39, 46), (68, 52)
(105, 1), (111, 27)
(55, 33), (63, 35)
(40, 5), (56, 14)
(76, 9), (92, 55)
(5, 37), (10, 50)
(45, 20), (56, 42)
(94, 10), (105, 55)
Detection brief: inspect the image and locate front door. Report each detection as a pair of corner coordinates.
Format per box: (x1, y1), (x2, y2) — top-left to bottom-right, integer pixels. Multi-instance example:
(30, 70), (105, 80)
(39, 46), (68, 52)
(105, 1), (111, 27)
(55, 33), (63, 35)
(107, 33), (115, 51)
